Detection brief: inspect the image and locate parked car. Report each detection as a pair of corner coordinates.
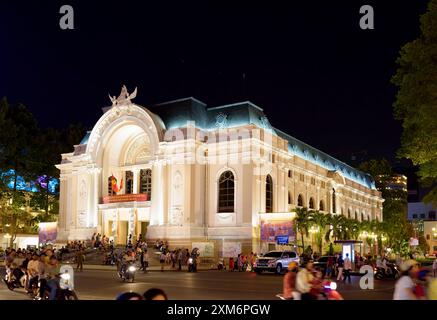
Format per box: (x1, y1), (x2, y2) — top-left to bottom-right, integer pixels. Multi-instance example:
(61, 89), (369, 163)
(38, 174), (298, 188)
(313, 256), (336, 274)
(254, 251), (300, 274)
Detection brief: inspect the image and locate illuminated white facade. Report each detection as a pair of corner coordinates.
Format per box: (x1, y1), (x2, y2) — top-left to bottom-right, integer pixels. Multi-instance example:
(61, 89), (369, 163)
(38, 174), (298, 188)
(56, 91), (383, 255)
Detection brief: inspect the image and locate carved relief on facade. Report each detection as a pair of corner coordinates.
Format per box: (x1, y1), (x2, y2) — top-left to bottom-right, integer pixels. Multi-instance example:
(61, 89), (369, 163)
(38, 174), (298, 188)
(169, 170), (183, 226)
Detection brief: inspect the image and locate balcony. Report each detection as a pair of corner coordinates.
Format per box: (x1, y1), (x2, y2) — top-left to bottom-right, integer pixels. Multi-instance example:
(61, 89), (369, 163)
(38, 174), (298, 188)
(101, 193), (148, 204)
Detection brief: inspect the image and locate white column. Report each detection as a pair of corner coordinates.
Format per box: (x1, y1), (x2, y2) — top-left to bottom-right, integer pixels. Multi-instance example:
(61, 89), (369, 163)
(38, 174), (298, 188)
(133, 169), (139, 194)
(150, 161), (165, 225)
(88, 168), (100, 228)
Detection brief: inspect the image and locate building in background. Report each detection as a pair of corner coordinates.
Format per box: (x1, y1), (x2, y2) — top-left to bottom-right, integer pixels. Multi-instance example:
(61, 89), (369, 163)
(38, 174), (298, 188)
(56, 87), (383, 257)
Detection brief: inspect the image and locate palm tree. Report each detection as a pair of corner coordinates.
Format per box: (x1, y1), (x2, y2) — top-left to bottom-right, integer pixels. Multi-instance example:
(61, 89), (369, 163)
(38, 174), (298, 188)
(309, 210), (328, 254)
(344, 218), (360, 240)
(325, 214), (347, 243)
(294, 207), (311, 253)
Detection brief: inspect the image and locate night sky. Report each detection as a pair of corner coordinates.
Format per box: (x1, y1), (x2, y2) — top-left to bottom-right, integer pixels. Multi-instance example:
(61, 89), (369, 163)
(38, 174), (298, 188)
(0, 1), (429, 164)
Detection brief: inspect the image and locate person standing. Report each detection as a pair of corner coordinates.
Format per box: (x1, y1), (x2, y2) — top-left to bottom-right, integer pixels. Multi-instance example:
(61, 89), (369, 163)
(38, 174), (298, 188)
(343, 253), (352, 283)
(326, 256), (334, 278)
(75, 247), (84, 272)
(393, 260), (419, 300)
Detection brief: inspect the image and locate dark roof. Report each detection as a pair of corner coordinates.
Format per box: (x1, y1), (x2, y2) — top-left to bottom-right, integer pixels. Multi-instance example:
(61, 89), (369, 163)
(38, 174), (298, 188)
(78, 97), (376, 190)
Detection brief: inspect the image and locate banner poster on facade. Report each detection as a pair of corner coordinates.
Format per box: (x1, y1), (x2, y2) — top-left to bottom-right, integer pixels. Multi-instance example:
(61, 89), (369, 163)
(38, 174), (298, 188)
(128, 209), (136, 236)
(260, 219), (295, 242)
(191, 242), (214, 257)
(38, 222), (58, 244)
(222, 241), (241, 258)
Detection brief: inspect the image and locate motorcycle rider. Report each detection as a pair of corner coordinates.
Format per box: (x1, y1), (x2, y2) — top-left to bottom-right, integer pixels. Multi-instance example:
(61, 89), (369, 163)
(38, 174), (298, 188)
(119, 250), (135, 278)
(44, 256), (61, 300)
(27, 253), (44, 295)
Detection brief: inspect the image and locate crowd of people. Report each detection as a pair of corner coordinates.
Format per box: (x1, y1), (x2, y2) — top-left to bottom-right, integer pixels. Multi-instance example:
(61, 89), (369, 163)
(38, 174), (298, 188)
(2, 247), (66, 300)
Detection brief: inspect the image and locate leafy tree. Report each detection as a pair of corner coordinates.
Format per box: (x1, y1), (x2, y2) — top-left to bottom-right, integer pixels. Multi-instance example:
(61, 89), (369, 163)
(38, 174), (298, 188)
(308, 210), (328, 254)
(392, 0), (437, 205)
(324, 214), (347, 243)
(0, 98), (40, 246)
(294, 207), (311, 253)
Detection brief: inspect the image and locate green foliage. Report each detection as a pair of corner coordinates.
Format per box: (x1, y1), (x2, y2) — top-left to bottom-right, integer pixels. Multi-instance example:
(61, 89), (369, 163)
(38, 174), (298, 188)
(0, 98), (86, 244)
(392, 0), (437, 205)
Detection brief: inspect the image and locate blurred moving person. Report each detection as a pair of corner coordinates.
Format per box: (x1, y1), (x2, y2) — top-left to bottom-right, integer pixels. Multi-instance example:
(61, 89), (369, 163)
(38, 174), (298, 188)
(393, 260), (419, 300)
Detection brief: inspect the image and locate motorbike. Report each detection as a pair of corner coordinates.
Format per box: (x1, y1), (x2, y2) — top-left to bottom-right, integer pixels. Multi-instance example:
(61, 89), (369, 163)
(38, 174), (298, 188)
(321, 281), (343, 300)
(374, 263), (400, 280)
(3, 269), (25, 291)
(188, 248), (200, 273)
(118, 262), (137, 282)
(188, 257), (197, 272)
(31, 273), (78, 300)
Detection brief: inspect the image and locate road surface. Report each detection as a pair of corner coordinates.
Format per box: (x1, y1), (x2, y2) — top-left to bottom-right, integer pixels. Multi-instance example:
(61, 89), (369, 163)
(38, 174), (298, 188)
(0, 268), (395, 300)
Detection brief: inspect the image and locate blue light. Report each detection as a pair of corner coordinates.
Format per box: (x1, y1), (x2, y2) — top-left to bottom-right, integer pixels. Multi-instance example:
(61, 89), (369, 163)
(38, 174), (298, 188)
(1, 169), (59, 194)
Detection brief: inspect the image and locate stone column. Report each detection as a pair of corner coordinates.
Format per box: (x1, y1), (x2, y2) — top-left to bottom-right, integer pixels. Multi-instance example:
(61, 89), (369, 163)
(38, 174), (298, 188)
(133, 169), (139, 194)
(150, 161), (165, 225)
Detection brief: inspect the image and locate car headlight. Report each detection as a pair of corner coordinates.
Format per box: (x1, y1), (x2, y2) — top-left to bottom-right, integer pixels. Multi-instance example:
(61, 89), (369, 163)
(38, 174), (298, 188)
(61, 273), (71, 280)
(128, 266), (136, 272)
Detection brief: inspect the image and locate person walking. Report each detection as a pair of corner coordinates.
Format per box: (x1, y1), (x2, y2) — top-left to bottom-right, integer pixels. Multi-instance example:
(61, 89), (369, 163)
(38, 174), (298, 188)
(177, 249), (183, 271)
(142, 249), (149, 273)
(75, 247), (84, 272)
(393, 260), (419, 300)
(343, 253), (352, 283)
(336, 254), (344, 282)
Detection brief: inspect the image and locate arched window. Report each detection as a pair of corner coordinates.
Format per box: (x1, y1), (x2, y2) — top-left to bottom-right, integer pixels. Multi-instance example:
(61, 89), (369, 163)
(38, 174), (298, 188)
(125, 171), (134, 194)
(309, 197), (315, 209)
(361, 212), (364, 221)
(332, 188), (336, 214)
(140, 169), (152, 200)
(266, 175), (273, 213)
(218, 171), (235, 213)
(355, 211), (358, 220)
(288, 191), (292, 205)
(319, 200), (324, 211)
(288, 170), (292, 178)
(298, 194), (304, 207)
(348, 209), (351, 219)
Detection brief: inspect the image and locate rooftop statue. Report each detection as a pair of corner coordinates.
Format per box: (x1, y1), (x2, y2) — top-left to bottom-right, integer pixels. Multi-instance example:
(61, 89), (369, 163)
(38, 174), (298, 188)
(109, 85), (137, 106)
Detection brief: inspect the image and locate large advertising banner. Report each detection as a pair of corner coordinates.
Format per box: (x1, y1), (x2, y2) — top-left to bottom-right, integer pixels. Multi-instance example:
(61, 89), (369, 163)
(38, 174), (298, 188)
(222, 241), (241, 258)
(38, 222), (58, 244)
(260, 220), (295, 242)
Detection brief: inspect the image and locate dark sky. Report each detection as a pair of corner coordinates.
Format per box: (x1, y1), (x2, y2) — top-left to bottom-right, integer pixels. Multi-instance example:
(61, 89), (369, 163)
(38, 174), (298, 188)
(0, 0), (429, 164)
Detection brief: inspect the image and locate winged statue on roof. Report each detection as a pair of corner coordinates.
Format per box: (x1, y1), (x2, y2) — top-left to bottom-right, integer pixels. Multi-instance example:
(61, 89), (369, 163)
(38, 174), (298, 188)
(109, 85), (137, 106)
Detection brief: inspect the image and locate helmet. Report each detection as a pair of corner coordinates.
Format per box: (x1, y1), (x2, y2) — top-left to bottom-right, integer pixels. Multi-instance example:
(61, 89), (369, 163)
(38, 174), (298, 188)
(417, 268), (430, 281)
(288, 261), (298, 270)
(400, 259), (418, 272)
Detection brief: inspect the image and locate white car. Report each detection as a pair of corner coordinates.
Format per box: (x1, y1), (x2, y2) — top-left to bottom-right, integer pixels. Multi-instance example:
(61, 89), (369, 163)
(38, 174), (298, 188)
(254, 251), (300, 274)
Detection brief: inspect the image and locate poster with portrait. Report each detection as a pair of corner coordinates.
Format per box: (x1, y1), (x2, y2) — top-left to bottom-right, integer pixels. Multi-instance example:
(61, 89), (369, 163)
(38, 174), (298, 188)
(260, 220), (295, 242)
(191, 242), (214, 257)
(38, 222), (58, 244)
